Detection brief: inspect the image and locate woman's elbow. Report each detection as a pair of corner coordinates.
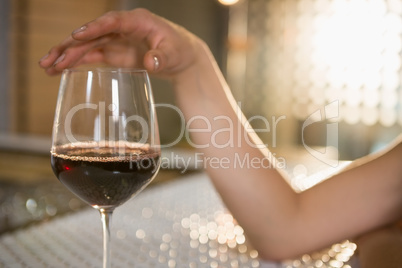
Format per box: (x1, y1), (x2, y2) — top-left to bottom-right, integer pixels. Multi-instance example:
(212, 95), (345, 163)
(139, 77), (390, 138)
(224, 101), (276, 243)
(248, 235), (309, 262)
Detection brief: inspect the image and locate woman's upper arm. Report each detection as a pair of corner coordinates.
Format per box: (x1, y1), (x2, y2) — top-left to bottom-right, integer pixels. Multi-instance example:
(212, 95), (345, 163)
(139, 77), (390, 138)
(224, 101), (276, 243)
(295, 139), (402, 252)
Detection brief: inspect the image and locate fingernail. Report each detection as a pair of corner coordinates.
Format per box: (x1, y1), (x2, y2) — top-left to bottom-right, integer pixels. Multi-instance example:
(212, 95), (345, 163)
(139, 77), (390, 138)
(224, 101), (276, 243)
(72, 25), (87, 35)
(53, 54), (65, 66)
(153, 56), (160, 71)
(39, 53), (49, 63)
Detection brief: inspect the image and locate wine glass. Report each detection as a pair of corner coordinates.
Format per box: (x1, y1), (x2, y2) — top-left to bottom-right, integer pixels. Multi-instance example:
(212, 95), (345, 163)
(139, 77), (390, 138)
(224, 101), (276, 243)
(50, 67), (161, 268)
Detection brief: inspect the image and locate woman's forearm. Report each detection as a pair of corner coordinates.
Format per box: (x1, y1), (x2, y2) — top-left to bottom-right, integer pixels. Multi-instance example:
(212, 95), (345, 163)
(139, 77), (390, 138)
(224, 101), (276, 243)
(172, 40), (301, 259)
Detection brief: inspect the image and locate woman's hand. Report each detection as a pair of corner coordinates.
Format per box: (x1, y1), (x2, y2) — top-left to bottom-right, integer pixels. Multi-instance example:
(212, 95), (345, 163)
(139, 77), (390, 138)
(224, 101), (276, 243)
(38, 8), (202, 78)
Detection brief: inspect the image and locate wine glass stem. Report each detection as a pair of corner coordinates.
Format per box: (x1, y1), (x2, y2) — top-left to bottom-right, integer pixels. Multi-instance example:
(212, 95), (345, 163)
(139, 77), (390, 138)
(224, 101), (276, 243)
(100, 208), (114, 268)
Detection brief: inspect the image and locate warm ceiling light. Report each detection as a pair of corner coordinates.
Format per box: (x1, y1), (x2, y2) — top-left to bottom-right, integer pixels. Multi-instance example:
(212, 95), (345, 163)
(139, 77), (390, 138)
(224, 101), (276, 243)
(218, 0), (239, 6)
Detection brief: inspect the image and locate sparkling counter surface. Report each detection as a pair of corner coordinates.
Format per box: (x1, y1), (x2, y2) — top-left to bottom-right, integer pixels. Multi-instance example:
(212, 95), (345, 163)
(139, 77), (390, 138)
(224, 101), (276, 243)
(0, 172), (358, 268)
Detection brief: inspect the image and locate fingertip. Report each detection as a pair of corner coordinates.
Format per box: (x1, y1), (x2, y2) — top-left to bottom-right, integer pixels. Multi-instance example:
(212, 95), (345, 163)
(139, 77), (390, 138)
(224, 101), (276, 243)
(144, 52), (162, 73)
(152, 55), (160, 71)
(39, 57), (55, 69)
(72, 25), (87, 36)
(38, 52), (55, 68)
(41, 54), (67, 75)
(44, 67), (61, 76)
(38, 53), (49, 64)
(38, 59), (46, 69)
(53, 53), (66, 66)
(39, 48), (62, 68)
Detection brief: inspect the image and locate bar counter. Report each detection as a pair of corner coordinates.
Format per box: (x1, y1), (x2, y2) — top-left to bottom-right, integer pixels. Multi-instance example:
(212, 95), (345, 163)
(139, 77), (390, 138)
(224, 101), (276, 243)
(0, 171), (358, 267)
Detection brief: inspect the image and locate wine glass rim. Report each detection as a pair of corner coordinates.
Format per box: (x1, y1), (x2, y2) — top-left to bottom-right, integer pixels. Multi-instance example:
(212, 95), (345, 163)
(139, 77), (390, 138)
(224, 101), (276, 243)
(63, 67), (148, 74)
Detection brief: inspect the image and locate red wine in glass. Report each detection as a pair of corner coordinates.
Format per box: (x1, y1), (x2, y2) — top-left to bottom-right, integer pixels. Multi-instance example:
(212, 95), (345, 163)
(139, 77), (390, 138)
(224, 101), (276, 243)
(51, 142), (160, 209)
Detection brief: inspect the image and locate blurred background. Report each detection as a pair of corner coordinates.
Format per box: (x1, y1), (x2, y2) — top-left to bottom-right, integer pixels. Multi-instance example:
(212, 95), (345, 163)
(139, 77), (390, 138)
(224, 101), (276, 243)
(1, 0), (402, 233)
